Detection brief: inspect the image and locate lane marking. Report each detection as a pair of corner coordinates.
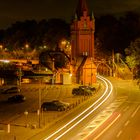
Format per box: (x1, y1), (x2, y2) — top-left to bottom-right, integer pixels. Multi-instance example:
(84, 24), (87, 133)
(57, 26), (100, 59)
(131, 105), (140, 118)
(124, 120), (130, 126)
(123, 106), (129, 112)
(116, 130), (122, 138)
(81, 113), (112, 140)
(92, 114), (121, 140)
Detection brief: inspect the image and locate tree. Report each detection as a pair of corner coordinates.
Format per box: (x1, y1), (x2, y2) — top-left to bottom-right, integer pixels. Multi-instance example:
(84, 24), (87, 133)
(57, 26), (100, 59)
(125, 55), (137, 75)
(125, 38), (140, 79)
(39, 51), (70, 71)
(43, 18), (70, 50)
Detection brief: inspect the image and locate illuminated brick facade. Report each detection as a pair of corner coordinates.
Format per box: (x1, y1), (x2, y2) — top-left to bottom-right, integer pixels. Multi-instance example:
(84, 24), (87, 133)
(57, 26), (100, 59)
(71, 0), (95, 58)
(70, 0), (96, 85)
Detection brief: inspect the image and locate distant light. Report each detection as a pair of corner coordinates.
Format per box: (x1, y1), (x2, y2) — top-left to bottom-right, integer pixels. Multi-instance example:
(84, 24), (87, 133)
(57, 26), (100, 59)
(70, 73), (72, 77)
(0, 60), (10, 63)
(44, 45), (47, 49)
(61, 40), (67, 45)
(25, 44), (29, 49)
(0, 45), (3, 49)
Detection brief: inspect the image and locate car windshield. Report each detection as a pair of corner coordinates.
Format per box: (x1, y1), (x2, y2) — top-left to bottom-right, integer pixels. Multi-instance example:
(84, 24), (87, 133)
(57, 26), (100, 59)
(52, 100), (66, 105)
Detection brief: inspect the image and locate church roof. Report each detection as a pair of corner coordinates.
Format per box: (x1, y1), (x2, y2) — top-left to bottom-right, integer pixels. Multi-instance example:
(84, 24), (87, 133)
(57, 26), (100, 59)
(76, 0), (89, 18)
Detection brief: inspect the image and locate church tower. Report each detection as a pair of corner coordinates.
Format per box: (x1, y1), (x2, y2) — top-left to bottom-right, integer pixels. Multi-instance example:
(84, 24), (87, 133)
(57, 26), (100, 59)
(71, 0), (95, 59)
(70, 0), (96, 85)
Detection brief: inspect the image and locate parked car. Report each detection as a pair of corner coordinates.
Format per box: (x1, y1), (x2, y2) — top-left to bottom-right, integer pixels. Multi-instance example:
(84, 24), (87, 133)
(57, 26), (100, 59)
(41, 100), (70, 111)
(72, 86), (96, 96)
(79, 86), (96, 91)
(8, 94), (26, 103)
(1, 86), (21, 94)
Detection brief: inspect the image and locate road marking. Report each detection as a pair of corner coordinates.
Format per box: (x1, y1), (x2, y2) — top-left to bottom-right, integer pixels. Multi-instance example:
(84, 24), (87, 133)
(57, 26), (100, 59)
(116, 130), (122, 138)
(123, 106), (129, 112)
(131, 105), (140, 118)
(124, 120), (130, 126)
(92, 114), (121, 140)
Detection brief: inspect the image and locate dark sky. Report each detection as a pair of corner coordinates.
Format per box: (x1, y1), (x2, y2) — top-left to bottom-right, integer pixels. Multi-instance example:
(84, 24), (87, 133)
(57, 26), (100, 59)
(0, 0), (140, 29)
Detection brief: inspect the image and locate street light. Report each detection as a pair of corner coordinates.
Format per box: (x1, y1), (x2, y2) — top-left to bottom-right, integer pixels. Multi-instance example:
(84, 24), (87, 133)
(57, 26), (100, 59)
(24, 110), (29, 127)
(38, 65), (42, 128)
(25, 43), (29, 60)
(25, 44), (29, 49)
(0, 45), (3, 50)
(52, 58), (55, 85)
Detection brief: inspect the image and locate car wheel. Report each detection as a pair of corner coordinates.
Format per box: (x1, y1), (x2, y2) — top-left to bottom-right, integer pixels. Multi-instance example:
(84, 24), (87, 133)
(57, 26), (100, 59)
(58, 108), (64, 111)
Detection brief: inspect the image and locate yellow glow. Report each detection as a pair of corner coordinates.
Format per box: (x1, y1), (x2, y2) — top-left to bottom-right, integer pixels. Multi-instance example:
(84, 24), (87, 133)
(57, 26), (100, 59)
(25, 44), (29, 49)
(0, 45), (3, 49)
(61, 40), (67, 45)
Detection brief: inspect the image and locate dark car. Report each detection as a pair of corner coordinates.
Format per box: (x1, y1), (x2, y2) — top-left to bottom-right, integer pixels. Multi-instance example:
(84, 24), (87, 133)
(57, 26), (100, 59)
(41, 100), (70, 111)
(72, 86), (96, 96)
(8, 94), (26, 103)
(79, 86), (96, 91)
(1, 86), (21, 94)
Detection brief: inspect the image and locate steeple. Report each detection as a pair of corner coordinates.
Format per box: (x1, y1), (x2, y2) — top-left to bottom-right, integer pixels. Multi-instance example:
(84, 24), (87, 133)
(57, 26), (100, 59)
(76, 0), (89, 18)
(91, 11), (95, 20)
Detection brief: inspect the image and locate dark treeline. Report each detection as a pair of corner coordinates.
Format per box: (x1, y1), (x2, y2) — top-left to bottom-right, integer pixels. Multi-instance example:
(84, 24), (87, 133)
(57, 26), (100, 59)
(95, 11), (140, 58)
(0, 11), (140, 56)
(0, 19), (70, 51)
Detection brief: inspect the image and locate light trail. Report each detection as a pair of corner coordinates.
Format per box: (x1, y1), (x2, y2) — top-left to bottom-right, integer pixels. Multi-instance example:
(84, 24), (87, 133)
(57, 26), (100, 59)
(44, 75), (113, 140)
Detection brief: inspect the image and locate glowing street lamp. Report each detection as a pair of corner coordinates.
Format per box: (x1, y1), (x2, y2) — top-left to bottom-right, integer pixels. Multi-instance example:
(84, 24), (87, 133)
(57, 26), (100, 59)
(0, 45), (3, 50)
(25, 44), (29, 49)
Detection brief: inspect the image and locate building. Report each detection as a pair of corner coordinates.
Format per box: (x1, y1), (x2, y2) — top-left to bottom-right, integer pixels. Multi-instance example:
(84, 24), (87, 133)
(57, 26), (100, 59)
(70, 0), (96, 85)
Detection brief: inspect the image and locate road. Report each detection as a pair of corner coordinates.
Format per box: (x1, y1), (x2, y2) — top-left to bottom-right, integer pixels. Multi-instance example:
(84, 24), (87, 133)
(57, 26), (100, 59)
(86, 78), (140, 140)
(30, 75), (114, 140)
(0, 76), (139, 140)
(64, 77), (140, 140)
(36, 76), (140, 140)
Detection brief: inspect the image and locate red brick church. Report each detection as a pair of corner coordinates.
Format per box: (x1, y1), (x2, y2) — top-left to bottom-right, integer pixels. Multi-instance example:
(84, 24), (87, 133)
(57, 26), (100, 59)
(70, 0), (96, 85)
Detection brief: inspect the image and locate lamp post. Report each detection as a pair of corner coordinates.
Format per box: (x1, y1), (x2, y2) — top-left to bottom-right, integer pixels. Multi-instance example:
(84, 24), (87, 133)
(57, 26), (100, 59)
(19, 64), (22, 90)
(52, 58), (55, 85)
(38, 84), (41, 128)
(0, 45), (3, 50)
(25, 43), (29, 61)
(0, 45), (3, 59)
(24, 110), (29, 127)
(38, 65), (42, 128)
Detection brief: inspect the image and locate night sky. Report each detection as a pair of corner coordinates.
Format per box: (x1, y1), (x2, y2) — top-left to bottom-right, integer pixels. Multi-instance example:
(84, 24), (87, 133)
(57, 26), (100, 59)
(0, 0), (140, 29)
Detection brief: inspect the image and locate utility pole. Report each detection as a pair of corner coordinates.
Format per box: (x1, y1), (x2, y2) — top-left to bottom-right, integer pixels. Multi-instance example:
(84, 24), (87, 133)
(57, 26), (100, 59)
(112, 49), (115, 77)
(38, 65), (42, 128)
(19, 66), (22, 88)
(52, 58), (55, 85)
(17, 63), (22, 91)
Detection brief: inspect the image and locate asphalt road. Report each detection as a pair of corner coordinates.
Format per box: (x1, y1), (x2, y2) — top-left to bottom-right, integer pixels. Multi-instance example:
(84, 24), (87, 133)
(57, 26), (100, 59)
(35, 77), (140, 140)
(90, 78), (140, 140)
(0, 76), (139, 140)
(29, 75), (114, 140)
(67, 78), (140, 140)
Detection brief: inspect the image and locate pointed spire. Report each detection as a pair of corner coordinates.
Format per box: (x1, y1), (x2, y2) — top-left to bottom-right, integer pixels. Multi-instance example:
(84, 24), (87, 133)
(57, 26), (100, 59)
(76, 0), (89, 18)
(91, 11), (95, 20)
(74, 13), (78, 20)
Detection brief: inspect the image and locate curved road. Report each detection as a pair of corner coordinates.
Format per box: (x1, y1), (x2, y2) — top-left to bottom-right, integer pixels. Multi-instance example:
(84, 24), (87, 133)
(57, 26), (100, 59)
(32, 75), (114, 140)
(86, 78), (140, 140)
